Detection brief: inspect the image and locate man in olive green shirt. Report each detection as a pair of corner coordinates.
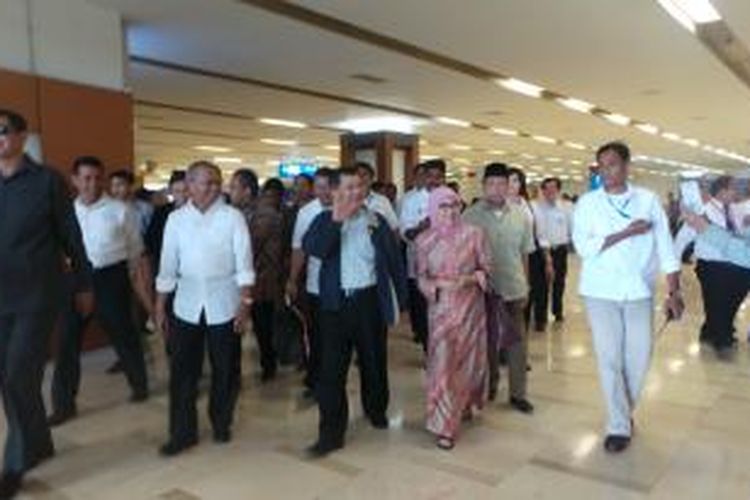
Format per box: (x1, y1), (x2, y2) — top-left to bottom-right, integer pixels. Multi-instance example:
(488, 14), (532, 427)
(463, 163), (536, 414)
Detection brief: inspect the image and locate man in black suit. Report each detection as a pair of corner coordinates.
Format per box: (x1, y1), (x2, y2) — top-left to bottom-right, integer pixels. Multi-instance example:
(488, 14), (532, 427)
(0, 109), (92, 498)
(303, 167), (408, 458)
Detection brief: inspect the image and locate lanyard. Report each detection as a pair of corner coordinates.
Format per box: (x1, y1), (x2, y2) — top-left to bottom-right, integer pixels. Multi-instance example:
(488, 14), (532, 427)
(606, 194), (632, 220)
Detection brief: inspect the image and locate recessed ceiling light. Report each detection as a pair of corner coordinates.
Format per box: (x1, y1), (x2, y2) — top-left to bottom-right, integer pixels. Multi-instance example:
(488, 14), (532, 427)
(682, 138), (700, 147)
(259, 118), (307, 129)
(214, 156), (243, 164)
(497, 78), (545, 98)
(336, 116), (420, 133)
(570, 160), (583, 165)
(261, 138), (298, 146)
(532, 135), (557, 144)
(521, 153), (537, 159)
(449, 144), (472, 151)
(546, 157), (562, 163)
(564, 141), (587, 150)
(195, 145), (233, 153)
(489, 149), (506, 155)
(635, 123), (660, 135)
(662, 132), (682, 141)
(324, 144), (340, 151)
(557, 97), (595, 113)
(491, 127), (519, 136)
(436, 116), (472, 128)
(602, 112), (631, 126)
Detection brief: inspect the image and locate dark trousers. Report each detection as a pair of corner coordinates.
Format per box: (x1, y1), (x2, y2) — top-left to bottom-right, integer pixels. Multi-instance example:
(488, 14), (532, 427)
(168, 315), (240, 444)
(407, 278), (429, 352)
(696, 259), (750, 349)
(0, 312), (56, 474)
(550, 246), (569, 320)
(303, 294), (322, 391)
(317, 287), (388, 446)
(251, 301), (277, 376)
(51, 263), (148, 414)
(526, 249), (548, 329)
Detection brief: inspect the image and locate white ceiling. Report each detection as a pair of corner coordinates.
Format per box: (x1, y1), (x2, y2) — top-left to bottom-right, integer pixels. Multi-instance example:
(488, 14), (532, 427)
(89, 0), (750, 187)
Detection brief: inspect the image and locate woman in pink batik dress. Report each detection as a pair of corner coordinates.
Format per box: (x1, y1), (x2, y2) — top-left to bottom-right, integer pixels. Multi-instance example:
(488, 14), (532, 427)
(416, 186), (491, 450)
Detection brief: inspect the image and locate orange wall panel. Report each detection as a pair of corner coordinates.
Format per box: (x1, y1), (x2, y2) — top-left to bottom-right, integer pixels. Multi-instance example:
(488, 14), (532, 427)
(38, 78), (133, 173)
(0, 68), (39, 131)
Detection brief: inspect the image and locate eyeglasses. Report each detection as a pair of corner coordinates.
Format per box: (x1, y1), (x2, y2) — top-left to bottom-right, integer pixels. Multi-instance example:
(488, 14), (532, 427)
(0, 125), (12, 137)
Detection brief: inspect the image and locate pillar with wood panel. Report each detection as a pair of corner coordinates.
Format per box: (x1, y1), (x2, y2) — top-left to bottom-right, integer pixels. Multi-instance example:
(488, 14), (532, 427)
(339, 132), (420, 192)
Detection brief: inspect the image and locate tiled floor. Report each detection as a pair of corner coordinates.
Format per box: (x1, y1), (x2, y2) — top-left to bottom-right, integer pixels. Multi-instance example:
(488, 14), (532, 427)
(10, 262), (750, 499)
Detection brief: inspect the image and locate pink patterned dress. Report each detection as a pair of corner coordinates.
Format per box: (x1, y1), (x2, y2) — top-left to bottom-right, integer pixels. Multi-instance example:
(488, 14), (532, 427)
(416, 224), (491, 439)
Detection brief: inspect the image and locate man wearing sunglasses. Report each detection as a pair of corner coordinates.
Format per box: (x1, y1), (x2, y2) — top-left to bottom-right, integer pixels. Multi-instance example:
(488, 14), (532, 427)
(0, 109), (93, 498)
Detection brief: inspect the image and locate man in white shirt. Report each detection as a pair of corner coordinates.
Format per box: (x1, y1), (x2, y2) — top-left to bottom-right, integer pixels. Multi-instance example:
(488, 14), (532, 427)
(399, 160), (446, 352)
(286, 168), (335, 399)
(49, 157), (151, 426)
(155, 161), (255, 457)
(355, 162), (400, 231)
(674, 176), (748, 357)
(573, 142), (683, 453)
(532, 177), (574, 325)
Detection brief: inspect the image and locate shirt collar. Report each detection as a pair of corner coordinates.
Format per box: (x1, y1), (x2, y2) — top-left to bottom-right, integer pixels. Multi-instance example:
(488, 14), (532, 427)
(76, 194), (112, 210)
(188, 197), (224, 215)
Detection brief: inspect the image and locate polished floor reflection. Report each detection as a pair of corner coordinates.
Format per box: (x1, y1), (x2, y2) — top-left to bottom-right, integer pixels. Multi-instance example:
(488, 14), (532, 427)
(9, 261), (750, 499)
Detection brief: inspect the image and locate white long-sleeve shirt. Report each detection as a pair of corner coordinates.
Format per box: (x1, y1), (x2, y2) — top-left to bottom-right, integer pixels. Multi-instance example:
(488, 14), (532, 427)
(156, 199), (255, 325)
(398, 187), (429, 278)
(75, 195), (143, 269)
(532, 199), (573, 248)
(572, 185), (679, 301)
(291, 198), (326, 295)
(674, 198), (738, 263)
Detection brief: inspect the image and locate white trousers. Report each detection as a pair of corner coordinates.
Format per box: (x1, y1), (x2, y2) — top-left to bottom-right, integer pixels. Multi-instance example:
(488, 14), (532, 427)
(584, 297), (653, 436)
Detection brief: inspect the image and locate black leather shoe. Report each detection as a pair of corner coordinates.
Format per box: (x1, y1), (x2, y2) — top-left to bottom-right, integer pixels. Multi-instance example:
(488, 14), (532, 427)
(159, 438), (197, 457)
(305, 440), (343, 459)
(130, 389), (149, 403)
(261, 370), (277, 383)
(213, 429), (231, 444)
(106, 360), (123, 375)
(604, 435), (631, 453)
(47, 409), (77, 427)
(509, 397), (535, 414)
(0, 472), (22, 499)
(369, 415), (389, 430)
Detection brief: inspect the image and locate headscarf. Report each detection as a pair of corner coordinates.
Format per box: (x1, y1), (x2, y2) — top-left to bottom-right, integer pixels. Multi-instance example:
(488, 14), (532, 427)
(428, 186), (462, 235)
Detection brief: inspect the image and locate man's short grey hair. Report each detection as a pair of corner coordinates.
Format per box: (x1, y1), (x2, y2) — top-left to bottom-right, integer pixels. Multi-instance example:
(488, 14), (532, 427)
(186, 160), (222, 181)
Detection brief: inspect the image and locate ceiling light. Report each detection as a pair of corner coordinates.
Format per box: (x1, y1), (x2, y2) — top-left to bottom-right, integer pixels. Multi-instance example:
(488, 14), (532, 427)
(557, 97), (594, 113)
(261, 138), (298, 146)
(195, 145), (232, 153)
(489, 149), (506, 155)
(532, 135), (557, 144)
(682, 138), (700, 147)
(491, 127), (519, 136)
(635, 123), (660, 135)
(564, 141), (587, 150)
(662, 132), (681, 141)
(336, 116), (420, 133)
(656, 0), (721, 34)
(602, 112), (631, 126)
(497, 78), (545, 98)
(571, 160), (583, 165)
(546, 157), (562, 163)
(449, 144), (472, 151)
(324, 144), (340, 151)
(213, 157), (243, 164)
(436, 116), (471, 128)
(521, 153), (537, 159)
(259, 118), (307, 129)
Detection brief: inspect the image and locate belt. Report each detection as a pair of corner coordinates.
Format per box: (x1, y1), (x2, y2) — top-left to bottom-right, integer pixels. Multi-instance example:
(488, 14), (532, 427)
(342, 285), (376, 299)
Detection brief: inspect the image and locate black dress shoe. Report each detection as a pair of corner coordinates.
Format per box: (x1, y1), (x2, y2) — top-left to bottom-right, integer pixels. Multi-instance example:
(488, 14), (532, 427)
(106, 360), (123, 375)
(213, 429), (232, 444)
(47, 409), (77, 427)
(130, 389), (149, 403)
(261, 370), (277, 383)
(604, 435), (631, 453)
(305, 440), (343, 459)
(0, 472), (22, 499)
(509, 397), (535, 414)
(369, 415), (389, 430)
(159, 438), (197, 457)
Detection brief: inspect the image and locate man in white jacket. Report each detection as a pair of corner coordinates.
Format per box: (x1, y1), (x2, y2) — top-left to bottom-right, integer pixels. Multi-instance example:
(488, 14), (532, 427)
(572, 141), (683, 453)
